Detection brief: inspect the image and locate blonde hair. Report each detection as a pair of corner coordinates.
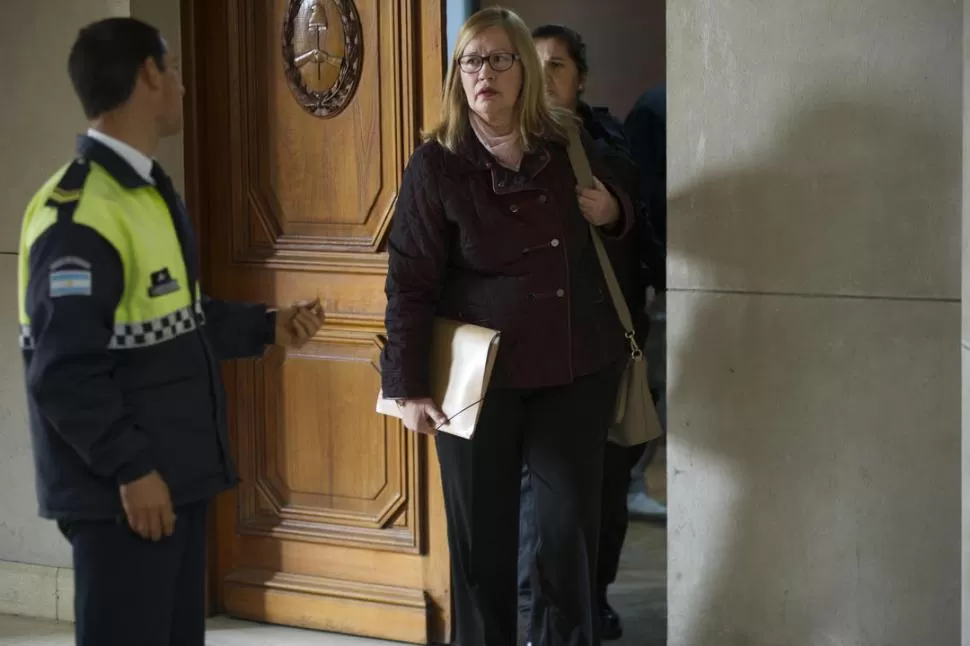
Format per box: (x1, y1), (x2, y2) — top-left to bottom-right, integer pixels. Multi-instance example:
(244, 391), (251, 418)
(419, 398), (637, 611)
(425, 7), (575, 153)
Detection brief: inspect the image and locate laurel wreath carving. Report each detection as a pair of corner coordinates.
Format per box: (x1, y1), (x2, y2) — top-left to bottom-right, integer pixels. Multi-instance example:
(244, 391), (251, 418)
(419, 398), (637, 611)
(281, 0), (363, 118)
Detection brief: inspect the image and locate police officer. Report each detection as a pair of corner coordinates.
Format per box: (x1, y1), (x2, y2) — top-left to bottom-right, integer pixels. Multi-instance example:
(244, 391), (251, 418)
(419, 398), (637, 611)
(18, 18), (324, 646)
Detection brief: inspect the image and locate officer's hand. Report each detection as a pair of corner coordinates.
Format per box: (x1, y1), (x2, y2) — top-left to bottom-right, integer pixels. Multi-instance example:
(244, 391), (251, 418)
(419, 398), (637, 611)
(119, 471), (176, 541)
(275, 298), (325, 349)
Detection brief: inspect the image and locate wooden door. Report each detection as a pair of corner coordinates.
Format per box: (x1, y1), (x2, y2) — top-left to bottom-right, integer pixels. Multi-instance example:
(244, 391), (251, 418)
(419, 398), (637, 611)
(181, 1), (451, 642)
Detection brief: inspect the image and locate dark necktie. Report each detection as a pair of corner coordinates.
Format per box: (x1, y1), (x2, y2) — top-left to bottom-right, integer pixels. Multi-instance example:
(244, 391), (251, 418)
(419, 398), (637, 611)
(151, 162), (199, 289)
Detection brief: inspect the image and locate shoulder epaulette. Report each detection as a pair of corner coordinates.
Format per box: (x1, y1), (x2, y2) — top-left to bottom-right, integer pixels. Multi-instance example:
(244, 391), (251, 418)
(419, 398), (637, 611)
(45, 159), (91, 209)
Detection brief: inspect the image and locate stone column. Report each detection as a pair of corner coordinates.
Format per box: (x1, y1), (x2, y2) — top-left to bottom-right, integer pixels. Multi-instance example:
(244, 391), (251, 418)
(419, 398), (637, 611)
(962, 1), (970, 643)
(667, 1), (962, 644)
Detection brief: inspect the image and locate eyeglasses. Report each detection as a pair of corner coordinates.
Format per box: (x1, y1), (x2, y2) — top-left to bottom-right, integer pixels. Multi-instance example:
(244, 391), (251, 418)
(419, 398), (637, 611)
(457, 52), (520, 74)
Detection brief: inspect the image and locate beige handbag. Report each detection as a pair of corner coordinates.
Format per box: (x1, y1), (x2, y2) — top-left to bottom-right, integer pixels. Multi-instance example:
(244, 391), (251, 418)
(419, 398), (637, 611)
(567, 129), (664, 447)
(376, 318), (501, 439)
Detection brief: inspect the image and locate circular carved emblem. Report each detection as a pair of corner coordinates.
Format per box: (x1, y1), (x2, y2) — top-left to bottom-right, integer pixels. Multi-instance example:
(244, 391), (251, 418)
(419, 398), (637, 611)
(282, 0), (363, 118)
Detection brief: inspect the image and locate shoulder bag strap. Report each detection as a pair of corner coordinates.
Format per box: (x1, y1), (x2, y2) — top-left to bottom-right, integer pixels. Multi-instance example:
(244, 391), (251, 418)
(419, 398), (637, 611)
(566, 129), (642, 356)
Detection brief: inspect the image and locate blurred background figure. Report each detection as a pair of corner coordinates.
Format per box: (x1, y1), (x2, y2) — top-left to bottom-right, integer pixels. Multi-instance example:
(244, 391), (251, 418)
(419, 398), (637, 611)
(517, 24), (664, 642)
(624, 85), (668, 521)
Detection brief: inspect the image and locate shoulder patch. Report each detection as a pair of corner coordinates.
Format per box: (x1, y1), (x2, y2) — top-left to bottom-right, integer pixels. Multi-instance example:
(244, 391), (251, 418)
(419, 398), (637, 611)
(45, 160), (91, 208)
(49, 256), (93, 298)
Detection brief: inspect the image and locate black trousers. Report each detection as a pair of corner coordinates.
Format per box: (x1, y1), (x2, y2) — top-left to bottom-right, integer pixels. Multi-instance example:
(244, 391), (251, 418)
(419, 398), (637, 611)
(593, 442), (648, 595)
(436, 365), (622, 646)
(58, 500), (209, 646)
(519, 443), (646, 612)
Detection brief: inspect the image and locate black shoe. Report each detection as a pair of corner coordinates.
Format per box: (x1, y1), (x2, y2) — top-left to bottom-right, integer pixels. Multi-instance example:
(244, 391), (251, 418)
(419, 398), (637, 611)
(601, 601), (623, 641)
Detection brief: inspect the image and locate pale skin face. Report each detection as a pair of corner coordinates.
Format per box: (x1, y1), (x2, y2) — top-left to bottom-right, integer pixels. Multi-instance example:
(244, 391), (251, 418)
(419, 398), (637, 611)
(535, 37), (584, 112)
(459, 26), (523, 131)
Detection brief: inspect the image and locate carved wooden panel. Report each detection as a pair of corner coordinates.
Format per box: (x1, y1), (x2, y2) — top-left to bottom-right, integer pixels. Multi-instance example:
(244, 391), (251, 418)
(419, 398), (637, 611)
(225, 0), (414, 262)
(235, 334), (421, 552)
(185, 0), (450, 640)
(222, 569), (429, 642)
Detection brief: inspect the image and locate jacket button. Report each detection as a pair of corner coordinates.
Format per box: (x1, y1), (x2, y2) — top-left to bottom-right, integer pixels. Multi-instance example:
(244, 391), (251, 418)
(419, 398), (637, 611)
(550, 238), (560, 247)
(497, 180), (506, 188)
(510, 204), (519, 213)
(539, 195), (548, 203)
(556, 288), (565, 297)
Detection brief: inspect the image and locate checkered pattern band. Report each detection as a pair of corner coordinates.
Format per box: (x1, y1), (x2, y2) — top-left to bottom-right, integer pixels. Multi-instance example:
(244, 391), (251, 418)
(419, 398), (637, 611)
(108, 301), (206, 349)
(19, 301), (206, 351)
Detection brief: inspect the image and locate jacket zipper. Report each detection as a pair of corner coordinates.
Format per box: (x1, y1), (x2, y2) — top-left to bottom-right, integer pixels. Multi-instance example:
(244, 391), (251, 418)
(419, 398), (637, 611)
(160, 190), (234, 482)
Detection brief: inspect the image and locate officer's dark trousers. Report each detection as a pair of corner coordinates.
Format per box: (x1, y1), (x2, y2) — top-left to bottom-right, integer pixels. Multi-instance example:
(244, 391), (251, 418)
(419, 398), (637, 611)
(58, 500), (209, 646)
(436, 365), (621, 646)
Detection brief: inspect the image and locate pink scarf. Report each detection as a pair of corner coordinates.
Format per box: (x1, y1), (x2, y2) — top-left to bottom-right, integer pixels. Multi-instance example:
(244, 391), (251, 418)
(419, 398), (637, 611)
(469, 113), (523, 171)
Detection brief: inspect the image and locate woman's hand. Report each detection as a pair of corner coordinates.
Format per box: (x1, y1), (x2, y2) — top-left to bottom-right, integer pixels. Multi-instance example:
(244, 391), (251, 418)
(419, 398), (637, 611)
(577, 177), (620, 227)
(398, 398), (449, 435)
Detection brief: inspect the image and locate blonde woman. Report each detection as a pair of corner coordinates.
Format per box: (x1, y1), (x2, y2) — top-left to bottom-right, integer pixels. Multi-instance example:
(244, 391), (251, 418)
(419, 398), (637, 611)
(381, 8), (637, 645)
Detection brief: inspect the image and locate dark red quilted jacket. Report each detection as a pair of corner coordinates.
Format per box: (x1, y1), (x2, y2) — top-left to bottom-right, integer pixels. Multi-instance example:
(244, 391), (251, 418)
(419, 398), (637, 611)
(380, 130), (639, 398)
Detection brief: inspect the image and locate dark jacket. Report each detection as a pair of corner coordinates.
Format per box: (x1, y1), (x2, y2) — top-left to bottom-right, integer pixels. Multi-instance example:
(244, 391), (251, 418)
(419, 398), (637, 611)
(20, 137), (274, 521)
(578, 102), (667, 296)
(579, 103), (633, 161)
(380, 129), (637, 398)
(624, 87), (667, 247)
(578, 102), (665, 307)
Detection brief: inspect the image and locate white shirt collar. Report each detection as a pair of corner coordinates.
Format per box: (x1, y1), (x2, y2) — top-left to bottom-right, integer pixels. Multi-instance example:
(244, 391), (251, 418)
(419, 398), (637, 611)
(86, 129), (155, 184)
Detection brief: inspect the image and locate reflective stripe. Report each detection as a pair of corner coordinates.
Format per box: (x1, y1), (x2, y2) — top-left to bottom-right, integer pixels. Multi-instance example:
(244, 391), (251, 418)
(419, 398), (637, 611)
(109, 301), (206, 349)
(19, 301), (206, 351)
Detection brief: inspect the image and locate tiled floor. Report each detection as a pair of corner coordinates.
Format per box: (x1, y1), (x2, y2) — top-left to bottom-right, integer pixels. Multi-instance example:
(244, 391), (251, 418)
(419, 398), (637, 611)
(0, 450), (667, 646)
(610, 520), (666, 646)
(0, 615), (391, 645)
(0, 525), (664, 645)
(610, 444), (667, 646)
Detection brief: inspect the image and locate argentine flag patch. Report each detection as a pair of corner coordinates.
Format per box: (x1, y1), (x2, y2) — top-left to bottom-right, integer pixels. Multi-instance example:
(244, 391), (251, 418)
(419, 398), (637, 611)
(49, 257), (92, 298)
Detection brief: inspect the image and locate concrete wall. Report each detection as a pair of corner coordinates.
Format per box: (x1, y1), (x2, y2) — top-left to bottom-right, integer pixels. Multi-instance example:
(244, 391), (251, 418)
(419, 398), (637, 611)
(0, 0), (182, 573)
(963, 1), (970, 643)
(484, 0), (665, 118)
(668, 2), (962, 645)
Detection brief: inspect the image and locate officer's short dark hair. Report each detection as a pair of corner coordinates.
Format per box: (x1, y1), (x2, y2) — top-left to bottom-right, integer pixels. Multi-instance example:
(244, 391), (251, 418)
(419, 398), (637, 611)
(531, 24), (588, 79)
(68, 18), (167, 119)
